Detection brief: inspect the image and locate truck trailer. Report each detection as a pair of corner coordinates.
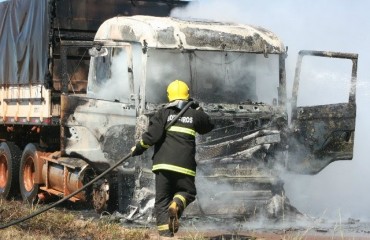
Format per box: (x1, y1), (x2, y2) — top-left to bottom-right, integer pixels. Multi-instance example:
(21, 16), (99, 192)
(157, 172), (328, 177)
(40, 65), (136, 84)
(0, 0), (358, 220)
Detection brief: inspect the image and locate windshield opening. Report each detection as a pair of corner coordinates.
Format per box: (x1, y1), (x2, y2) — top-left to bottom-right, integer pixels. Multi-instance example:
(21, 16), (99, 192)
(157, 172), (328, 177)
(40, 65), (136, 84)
(145, 49), (279, 105)
(87, 44), (144, 102)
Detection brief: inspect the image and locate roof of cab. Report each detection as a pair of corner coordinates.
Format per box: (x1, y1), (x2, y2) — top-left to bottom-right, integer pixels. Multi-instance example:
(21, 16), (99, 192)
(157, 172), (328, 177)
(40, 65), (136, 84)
(94, 15), (285, 54)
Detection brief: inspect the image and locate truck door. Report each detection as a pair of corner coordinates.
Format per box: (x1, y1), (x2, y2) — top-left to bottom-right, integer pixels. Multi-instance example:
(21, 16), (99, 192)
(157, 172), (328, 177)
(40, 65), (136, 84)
(62, 44), (137, 172)
(288, 50), (358, 174)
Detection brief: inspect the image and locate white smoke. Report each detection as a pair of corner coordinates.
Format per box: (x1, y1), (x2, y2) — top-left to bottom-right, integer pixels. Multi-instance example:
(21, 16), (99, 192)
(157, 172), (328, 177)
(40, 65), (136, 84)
(296, 57), (352, 106)
(172, 0), (370, 221)
(93, 50), (130, 102)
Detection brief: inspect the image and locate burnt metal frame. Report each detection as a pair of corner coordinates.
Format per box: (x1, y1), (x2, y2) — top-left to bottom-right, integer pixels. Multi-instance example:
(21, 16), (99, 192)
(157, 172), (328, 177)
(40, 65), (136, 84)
(59, 41), (94, 94)
(291, 50), (358, 117)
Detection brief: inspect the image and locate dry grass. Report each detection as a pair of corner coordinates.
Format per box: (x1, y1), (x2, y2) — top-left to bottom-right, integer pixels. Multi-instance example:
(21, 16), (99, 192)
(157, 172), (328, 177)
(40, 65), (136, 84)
(0, 199), (151, 240)
(1, 199), (355, 240)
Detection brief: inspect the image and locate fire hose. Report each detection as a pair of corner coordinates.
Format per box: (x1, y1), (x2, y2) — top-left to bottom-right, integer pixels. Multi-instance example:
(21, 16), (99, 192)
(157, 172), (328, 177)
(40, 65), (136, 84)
(0, 100), (194, 229)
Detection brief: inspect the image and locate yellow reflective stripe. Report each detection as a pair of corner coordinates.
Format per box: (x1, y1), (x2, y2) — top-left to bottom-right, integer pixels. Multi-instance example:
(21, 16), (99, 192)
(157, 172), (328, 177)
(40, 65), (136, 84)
(140, 140), (150, 149)
(152, 164), (196, 176)
(167, 126), (195, 136)
(157, 224), (169, 231)
(174, 194), (187, 208)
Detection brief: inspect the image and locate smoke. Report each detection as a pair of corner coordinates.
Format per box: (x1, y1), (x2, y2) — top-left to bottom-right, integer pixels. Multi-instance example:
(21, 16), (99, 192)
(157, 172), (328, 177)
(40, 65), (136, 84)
(296, 57), (352, 106)
(93, 50), (129, 102)
(172, 0), (370, 221)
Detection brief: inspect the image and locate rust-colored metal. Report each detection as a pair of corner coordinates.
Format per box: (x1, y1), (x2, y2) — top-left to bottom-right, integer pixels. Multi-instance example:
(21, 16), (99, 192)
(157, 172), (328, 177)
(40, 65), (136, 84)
(41, 163), (84, 200)
(37, 191), (53, 202)
(33, 151), (51, 184)
(39, 155), (89, 201)
(23, 156), (35, 192)
(63, 166), (68, 196)
(0, 154), (8, 188)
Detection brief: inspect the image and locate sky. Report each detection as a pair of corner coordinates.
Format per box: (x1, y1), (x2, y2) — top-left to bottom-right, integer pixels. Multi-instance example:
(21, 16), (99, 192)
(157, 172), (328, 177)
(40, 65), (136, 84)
(172, 0), (370, 221)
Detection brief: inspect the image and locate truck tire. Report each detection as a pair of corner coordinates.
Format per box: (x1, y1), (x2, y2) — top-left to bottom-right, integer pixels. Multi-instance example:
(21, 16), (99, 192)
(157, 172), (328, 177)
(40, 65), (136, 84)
(0, 142), (22, 199)
(19, 143), (40, 203)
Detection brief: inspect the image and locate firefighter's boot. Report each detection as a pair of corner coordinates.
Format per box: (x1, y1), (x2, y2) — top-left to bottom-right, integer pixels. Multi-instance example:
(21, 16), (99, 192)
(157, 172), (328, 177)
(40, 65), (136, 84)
(168, 201), (179, 234)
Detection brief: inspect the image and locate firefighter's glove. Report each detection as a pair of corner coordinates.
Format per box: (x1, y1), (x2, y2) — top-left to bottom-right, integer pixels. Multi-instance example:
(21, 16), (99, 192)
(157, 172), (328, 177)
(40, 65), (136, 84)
(191, 101), (202, 111)
(131, 140), (149, 156)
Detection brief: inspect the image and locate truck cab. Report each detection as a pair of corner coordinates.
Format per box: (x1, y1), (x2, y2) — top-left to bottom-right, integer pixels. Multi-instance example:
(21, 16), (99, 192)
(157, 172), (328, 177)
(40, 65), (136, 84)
(73, 16), (357, 217)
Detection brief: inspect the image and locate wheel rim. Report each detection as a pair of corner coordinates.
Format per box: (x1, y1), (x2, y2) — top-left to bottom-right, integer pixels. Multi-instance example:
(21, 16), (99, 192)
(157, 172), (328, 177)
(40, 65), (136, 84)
(23, 156), (35, 192)
(0, 155), (8, 189)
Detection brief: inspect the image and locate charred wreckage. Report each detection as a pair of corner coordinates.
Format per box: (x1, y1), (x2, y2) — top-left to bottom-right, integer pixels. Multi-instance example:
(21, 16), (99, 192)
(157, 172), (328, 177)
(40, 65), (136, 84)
(0, 0), (358, 225)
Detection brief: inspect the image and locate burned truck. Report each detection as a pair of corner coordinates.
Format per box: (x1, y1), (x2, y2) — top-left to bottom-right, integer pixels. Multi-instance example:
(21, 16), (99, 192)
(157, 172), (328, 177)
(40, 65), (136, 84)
(57, 16), (359, 218)
(0, 2), (358, 220)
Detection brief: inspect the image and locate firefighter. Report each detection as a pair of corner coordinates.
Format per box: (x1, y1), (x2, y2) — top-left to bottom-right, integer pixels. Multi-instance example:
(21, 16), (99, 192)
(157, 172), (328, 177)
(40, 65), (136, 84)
(131, 79), (214, 238)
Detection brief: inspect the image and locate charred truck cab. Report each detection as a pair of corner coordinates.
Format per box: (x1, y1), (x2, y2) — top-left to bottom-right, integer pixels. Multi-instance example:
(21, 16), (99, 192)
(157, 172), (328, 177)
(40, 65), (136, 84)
(0, 9), (357, 220)
(81, 16), (358, 217)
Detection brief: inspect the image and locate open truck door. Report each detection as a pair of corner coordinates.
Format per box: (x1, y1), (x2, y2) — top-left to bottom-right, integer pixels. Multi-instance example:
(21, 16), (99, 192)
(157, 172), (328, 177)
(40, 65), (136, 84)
(288, 50), (358, 174)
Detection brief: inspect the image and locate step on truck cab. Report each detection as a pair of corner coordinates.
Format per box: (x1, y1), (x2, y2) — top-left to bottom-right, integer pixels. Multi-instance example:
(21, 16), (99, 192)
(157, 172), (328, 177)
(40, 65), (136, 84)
(0, 2), (358, 220)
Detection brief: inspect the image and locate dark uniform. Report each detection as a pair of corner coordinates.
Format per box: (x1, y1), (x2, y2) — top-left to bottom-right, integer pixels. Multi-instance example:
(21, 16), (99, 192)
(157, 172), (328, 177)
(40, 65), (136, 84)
(133, 100), (214, 236)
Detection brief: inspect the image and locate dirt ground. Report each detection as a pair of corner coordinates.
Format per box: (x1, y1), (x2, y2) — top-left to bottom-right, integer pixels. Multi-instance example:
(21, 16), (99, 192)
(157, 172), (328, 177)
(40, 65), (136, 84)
(142, 217), (370, 240)
(145, 227), (370, 240)
(146, 229), (370, 240)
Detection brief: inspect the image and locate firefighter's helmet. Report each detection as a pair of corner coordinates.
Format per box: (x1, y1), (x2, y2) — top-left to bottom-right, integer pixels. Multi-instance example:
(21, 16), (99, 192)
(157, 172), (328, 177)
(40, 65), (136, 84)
(167, 80), (189, 102)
